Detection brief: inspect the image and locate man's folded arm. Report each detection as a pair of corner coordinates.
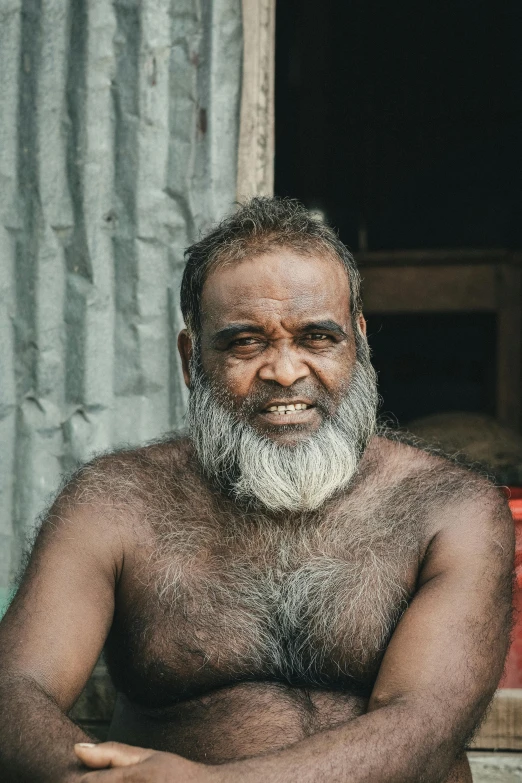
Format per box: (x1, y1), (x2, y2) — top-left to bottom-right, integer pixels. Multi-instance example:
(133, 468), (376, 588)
(0, 483), (122, 783)
(220, 488), (514, 783)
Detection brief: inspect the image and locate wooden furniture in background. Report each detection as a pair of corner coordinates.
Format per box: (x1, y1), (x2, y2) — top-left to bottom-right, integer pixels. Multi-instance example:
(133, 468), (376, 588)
(471, 690), (522, 751)
(357, 249), (522, 433)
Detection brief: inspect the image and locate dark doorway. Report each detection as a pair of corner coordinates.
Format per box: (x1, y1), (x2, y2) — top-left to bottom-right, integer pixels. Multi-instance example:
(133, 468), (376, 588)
(275, 0), (522, 426)
(366, 312), (497, 424)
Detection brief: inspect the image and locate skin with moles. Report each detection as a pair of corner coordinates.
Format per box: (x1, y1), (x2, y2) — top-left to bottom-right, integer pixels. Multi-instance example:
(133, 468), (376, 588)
(0, 249), (513, 783)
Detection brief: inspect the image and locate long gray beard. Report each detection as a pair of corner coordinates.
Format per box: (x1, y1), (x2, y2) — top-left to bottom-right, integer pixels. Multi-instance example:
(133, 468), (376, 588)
(187, 346), (378, 513)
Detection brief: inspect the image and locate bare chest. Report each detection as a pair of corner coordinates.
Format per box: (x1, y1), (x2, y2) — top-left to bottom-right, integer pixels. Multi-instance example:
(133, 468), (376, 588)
(106, 502), (421, 707)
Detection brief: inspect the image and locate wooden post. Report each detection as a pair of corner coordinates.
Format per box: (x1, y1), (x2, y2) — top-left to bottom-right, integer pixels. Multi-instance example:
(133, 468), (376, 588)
(496, 258), (522, 432)
(236, 0), (276, 200)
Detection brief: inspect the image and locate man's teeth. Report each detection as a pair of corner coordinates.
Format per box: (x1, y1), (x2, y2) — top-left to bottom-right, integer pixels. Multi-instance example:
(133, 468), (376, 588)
(265, 403), (310, 415)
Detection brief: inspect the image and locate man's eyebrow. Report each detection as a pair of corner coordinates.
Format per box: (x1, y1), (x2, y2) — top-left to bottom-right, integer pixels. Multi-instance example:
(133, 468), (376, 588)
(211, 320), (348, 345)
(211, 324), (266, 344)
(300, 320), (348, 338)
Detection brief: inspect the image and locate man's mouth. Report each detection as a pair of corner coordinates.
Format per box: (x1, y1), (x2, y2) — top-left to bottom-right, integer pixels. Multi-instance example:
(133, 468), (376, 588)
(262, 402), (314, 416)
(255, 401), (320, 430)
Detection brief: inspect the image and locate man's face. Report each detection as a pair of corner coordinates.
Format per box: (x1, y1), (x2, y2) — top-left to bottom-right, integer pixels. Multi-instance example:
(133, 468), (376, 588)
(190, 249), (365, 446)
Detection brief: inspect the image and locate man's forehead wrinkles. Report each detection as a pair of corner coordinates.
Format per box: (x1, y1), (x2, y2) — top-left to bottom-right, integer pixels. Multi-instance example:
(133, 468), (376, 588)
(201, 249), (351, 326)
(225, 290), (325, 306)
(209, 299), (346, 326)
(254, 295), (306, 304)
(204, 257), (349, 301)
(210, 292), (342, 321)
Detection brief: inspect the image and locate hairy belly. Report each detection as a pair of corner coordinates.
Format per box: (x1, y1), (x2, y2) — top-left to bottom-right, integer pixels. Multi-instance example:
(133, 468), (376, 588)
(107, 681), (369, 764)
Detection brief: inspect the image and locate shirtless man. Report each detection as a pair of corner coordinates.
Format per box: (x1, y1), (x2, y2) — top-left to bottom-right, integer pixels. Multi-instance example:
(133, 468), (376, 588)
(0, 198), (513, 783)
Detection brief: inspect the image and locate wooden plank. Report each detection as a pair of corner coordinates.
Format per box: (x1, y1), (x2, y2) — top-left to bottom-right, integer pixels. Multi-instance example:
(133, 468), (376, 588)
(356, 249), (513, 268)
(496, 264), (522, 432)
(361, 264), (497, 313)
(236, 0), (275, 199)
(471, 690), (522, 751)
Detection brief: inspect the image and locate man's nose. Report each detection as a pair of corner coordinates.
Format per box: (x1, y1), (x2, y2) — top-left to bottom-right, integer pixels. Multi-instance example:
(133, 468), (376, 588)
(257, 346), (311, 387)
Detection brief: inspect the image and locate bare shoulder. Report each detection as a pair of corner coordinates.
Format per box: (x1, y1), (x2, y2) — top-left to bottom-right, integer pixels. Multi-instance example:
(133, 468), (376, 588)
(43, 435), (198, 547)
(57, 435), (192, 500)
(361, 431), (513, 544)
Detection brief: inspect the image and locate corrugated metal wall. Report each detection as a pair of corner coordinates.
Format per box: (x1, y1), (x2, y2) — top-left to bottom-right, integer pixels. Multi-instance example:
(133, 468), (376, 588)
(0, 0), (243, 611)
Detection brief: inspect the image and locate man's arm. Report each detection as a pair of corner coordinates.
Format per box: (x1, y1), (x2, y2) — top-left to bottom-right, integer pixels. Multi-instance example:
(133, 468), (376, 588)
(77, 483), (513, 783)
(0, 477), (122, 783)
(228, 485), (514, 783)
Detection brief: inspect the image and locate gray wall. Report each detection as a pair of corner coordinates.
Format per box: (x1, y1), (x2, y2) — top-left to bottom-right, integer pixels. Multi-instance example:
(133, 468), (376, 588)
(0, 0), (243, 612)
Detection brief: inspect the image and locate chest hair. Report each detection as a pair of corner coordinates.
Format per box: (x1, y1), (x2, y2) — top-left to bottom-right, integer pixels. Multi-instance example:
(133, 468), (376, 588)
(140, 480), (424, 685)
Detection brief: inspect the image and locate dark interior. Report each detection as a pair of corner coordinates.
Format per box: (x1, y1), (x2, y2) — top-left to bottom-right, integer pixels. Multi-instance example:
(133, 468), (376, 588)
(365, 312), (497, 423)
(275, 0), (521, 425)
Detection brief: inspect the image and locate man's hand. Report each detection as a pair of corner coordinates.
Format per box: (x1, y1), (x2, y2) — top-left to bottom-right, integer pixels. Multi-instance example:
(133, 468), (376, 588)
(75, 742), (220, 782)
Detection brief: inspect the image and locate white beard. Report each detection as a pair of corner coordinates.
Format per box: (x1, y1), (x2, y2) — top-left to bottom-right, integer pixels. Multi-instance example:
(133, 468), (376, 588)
(187, 347), (378, 513)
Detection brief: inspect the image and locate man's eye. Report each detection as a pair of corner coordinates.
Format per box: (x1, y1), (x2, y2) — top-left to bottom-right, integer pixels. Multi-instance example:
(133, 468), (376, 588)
(231, 337), (259, 347)
(307, 334), (329, 341)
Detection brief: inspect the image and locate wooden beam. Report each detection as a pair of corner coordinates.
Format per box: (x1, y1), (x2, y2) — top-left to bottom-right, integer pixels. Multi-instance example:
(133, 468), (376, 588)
(496, 263), (522, 431)
(361, 264), (497, 313)
(236, 0), (275, 200)
(356, 249), (514, 268)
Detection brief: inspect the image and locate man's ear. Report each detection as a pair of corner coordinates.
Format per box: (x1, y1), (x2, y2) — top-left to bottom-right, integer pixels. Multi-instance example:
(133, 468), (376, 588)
(177, 329), (193, 389)
(357, 313), (367, 337)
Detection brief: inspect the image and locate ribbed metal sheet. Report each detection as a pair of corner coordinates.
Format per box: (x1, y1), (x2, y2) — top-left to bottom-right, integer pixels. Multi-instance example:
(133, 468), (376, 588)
(0, 0), (242, 607)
